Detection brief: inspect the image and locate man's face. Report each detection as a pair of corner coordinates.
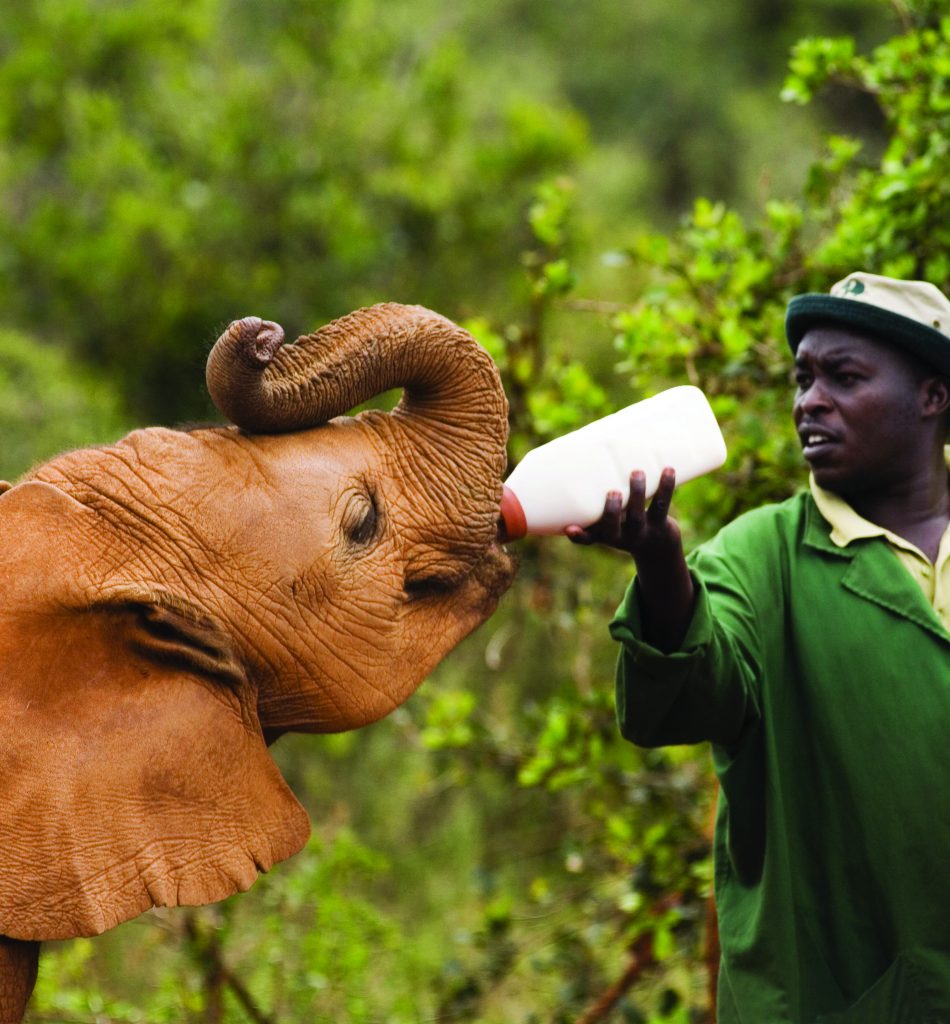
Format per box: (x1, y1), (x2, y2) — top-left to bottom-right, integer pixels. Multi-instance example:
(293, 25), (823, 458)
(792, 326), (931, 496)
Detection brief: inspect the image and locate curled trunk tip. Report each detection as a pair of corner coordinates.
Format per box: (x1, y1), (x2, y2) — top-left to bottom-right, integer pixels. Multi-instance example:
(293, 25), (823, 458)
(205, 303), (508, 448)
(219, 317), (286, 368)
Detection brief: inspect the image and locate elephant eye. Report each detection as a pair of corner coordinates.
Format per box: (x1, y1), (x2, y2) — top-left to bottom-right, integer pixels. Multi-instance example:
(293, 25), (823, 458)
(342, 489), (379, 547)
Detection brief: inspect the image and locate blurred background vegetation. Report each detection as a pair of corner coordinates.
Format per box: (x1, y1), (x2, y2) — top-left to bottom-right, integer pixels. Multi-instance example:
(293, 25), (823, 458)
(4, 0), (949, 1020)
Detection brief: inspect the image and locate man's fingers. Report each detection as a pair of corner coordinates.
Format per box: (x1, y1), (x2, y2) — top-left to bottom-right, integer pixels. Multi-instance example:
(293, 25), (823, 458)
(603, 489), (624, 544)
(646, 467), (677, 524)
(625, 471), (647, 529)
(565, 471), (674, 550)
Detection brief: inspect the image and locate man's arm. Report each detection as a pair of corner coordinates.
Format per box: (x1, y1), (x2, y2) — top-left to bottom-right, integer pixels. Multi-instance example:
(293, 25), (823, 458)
(570, 467), (760, 749)
(567, 467), (694, 652)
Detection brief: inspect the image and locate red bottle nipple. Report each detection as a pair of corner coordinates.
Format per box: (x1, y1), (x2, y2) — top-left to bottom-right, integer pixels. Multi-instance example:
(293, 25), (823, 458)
(498, 485), (527, 542)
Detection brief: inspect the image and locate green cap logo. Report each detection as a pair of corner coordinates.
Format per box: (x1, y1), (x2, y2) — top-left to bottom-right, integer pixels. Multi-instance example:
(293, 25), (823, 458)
(837, 278), (866, 297)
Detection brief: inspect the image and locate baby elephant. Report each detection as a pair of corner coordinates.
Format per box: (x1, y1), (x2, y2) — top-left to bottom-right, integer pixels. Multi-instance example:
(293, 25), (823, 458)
(0, 303), (516, 1021)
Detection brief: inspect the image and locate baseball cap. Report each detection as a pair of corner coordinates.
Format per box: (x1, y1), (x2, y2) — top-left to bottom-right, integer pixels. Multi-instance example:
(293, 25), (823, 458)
(785, 272), (950, 375)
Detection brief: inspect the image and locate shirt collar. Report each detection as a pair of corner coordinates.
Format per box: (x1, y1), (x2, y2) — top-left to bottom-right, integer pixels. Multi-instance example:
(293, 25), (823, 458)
(808, 446), (950, 557)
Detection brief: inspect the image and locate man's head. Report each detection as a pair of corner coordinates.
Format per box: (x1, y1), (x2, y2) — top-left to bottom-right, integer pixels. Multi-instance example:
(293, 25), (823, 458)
(785, 273), (950, 497)
(786, 272), (950, 373)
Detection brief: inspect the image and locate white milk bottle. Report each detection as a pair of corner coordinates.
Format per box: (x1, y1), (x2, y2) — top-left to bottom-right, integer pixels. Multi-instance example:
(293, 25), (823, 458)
(498, 385), (727, 540)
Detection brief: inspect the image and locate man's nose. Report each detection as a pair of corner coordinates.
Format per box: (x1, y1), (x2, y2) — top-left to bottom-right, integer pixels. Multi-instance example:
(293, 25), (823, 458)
(795, 379), (833, 417)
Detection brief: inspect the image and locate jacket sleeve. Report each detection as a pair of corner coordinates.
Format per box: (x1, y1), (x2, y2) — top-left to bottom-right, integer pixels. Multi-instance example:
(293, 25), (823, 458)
(609, 535), (765, 750)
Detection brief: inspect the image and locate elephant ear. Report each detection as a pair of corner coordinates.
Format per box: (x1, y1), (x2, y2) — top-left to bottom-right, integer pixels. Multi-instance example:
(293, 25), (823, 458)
(0, 562), (310, 942)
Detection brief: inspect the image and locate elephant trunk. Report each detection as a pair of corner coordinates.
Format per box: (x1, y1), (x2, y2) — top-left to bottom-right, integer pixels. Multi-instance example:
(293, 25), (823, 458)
(206, 303), (509, 545)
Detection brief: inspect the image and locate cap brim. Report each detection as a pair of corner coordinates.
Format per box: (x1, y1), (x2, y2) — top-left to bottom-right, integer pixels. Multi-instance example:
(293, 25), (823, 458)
(786, 294), (950, 376)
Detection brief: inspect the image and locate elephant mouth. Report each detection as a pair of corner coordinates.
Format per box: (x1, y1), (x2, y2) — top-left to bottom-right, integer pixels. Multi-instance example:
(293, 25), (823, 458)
(468, 541), (519, 605)
(405, 542), (517, 606)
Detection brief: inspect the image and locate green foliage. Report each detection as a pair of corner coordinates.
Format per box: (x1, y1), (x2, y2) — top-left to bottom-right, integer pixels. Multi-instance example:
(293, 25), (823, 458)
(16, 0), (950, 1022)
(783, 3), (950, 283)
(0, 0), (586, 420)
(612, 201), (798, 534)
(404, 3), (950, 1018)
(0, 328), (130, 480)
(33, 829), (435, 1023)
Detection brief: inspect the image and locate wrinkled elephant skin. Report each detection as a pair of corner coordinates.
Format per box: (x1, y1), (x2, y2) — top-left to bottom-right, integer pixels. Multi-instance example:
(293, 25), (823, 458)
(0, 304), (515, 1021)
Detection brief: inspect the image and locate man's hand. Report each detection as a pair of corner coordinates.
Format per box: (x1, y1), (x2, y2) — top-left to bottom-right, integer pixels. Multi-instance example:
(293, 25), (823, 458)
(565, 467), (680, 562)
(566, 467), (695, 653)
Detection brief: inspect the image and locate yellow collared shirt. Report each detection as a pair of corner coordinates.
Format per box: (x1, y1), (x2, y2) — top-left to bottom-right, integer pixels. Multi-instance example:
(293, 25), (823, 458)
(809, 462), (950, 628)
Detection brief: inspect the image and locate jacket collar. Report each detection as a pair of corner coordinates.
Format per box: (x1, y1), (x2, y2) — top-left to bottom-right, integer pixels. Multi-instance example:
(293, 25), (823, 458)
(803, 494), (950, 645)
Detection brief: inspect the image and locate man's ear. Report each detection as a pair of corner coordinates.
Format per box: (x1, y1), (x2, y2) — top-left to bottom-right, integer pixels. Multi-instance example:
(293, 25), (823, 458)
(922, 375), (950, 420)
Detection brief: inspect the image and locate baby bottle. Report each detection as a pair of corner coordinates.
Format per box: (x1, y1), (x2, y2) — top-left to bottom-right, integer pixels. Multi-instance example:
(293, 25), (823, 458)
(498, 385), (727, 540)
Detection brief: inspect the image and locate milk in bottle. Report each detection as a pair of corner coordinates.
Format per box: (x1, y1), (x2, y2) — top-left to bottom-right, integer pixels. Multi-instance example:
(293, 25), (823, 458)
(498, 385), (727, 540)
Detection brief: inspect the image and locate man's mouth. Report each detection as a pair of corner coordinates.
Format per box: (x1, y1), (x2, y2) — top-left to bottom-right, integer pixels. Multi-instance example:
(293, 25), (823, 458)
(799, 427), (839, 458)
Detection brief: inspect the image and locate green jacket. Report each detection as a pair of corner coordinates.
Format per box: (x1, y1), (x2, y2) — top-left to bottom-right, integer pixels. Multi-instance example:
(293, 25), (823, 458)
(610, 491), (950, 1024)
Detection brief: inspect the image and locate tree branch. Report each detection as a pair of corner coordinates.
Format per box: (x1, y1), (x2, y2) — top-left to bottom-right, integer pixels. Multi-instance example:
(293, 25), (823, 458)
(573, 933), (654, 1024)
(183, 912), (275, 1024)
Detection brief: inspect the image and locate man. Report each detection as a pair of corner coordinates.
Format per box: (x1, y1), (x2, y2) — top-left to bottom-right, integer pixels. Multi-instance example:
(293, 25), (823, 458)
(568, 273), (950, 1023)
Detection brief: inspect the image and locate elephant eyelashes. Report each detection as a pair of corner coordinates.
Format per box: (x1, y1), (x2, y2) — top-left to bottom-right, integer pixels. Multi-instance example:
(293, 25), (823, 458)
(342, 488), (379, 547)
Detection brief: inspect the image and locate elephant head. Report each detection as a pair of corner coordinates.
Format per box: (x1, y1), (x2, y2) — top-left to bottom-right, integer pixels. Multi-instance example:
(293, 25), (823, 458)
(0, 303), (515, 1018)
